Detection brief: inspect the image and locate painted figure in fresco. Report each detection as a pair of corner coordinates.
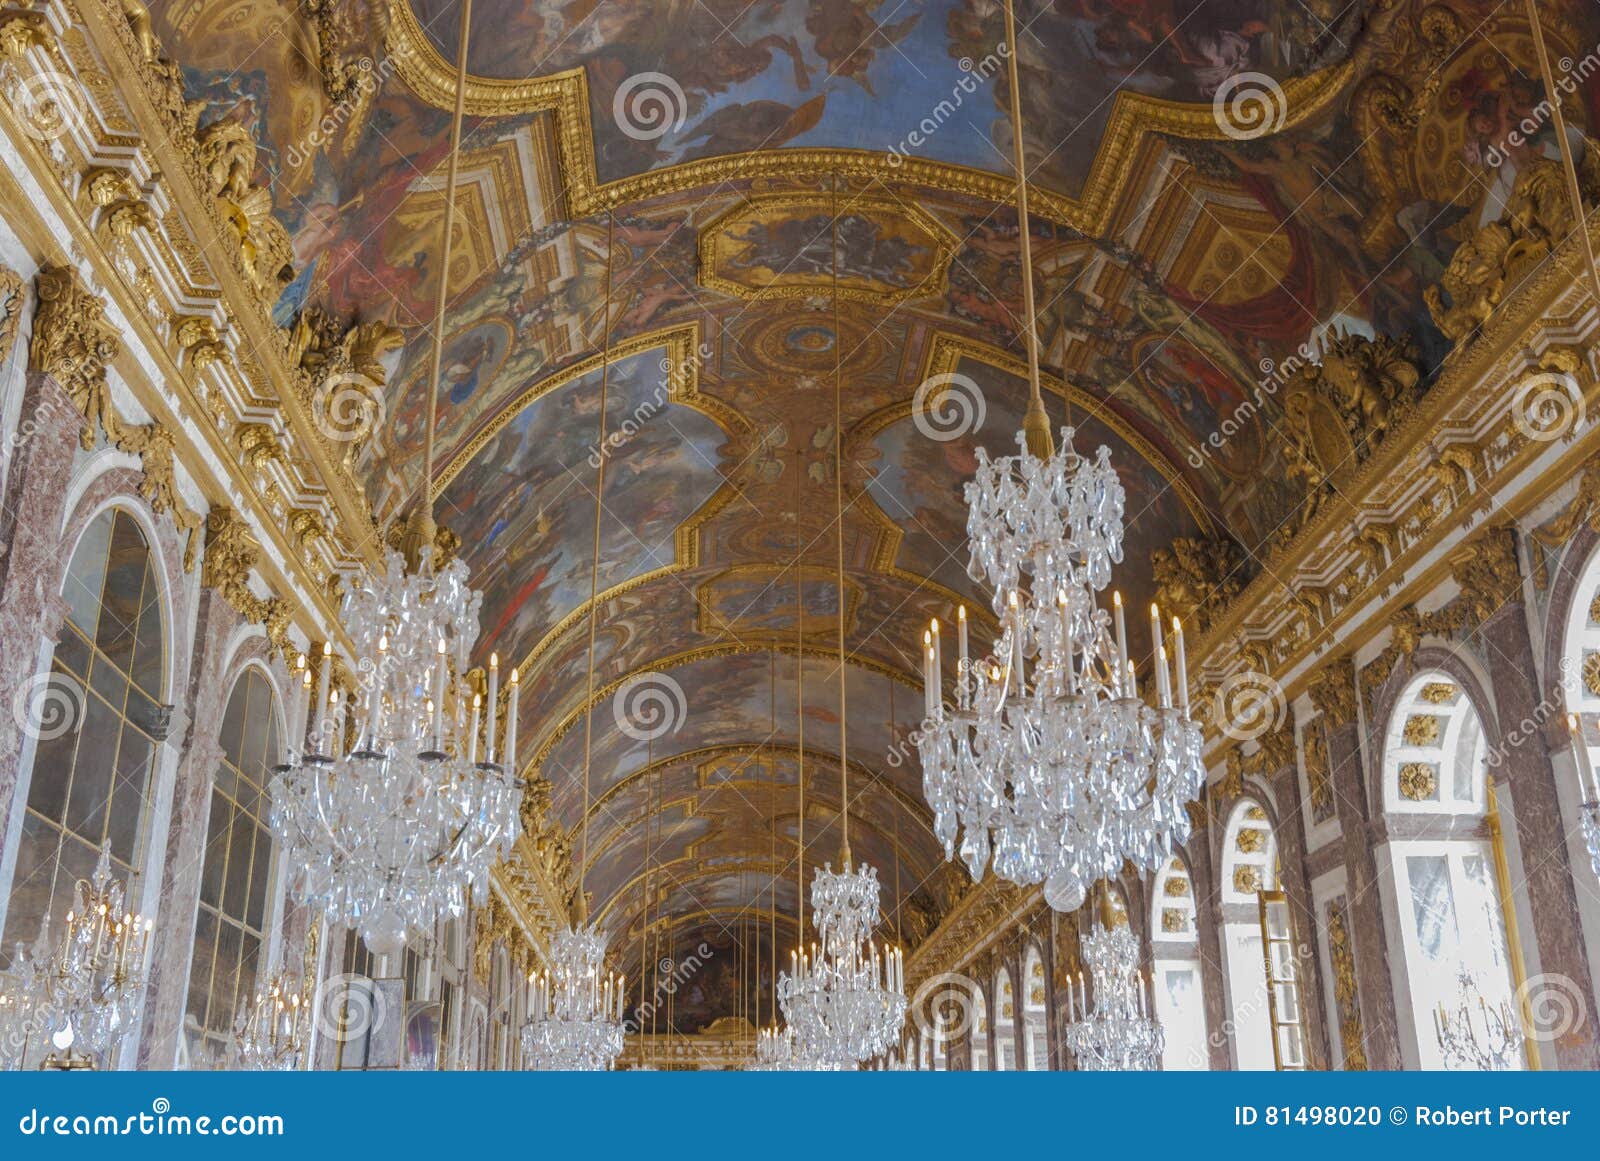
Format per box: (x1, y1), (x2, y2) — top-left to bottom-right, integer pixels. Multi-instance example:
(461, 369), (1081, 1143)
(806, 0), (918, 94)
(726, 213), (927, 288)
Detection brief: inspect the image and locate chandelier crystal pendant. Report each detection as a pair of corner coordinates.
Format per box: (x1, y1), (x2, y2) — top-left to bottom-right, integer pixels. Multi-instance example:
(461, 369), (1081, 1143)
(1061, 920), (1164, 1071)
(267, 0), (519, 956)
(522, 925), (626, 1071)
(1433, 966), (1524, 1070)
(916, 0), (1202, 912)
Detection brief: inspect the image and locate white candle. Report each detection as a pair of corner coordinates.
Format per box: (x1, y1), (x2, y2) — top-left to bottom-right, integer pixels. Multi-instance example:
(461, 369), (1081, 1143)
(485, 653), (499, 764)
(1157, 645), (1171, 709)
(505, 668), (520, 773)
(923, 630), (934, 718)
(1113, 592), (1129, 693)
(468, 694), (482, 765)
(293, 663), (311, 756)
(1126, 659), (1138, 702)
(931, 618), (942, 707)
(328, 689), (343, 755)
(957, 605), (969, 710)
(314, 641), (332, 751)
(1057, 590), (1072, 695)
(1172, 616), (1189, 712)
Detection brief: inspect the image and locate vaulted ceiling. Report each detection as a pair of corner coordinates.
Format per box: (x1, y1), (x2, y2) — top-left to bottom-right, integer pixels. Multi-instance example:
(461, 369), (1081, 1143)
(151, 0), (1600, 1027)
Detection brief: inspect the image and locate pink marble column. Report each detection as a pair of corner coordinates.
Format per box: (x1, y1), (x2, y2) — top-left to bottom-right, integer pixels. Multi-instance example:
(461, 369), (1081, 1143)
(1184, 817), (1234, 1071)
(1479, 601), (1600, 1069)
(137, 586), (243, 1067)
(0, 373), (83, 841)
(1326, 708), (1403, 1068)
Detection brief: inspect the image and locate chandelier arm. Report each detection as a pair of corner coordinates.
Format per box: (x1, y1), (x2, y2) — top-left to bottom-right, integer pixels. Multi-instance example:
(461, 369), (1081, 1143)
(1001, 0), (1053, 458)
(420, 0), (473, 519)
(577, 209), (616, 918)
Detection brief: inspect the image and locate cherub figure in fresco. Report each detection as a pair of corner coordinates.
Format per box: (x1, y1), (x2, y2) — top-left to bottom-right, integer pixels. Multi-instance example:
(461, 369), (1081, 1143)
(805, 0), (918, 94)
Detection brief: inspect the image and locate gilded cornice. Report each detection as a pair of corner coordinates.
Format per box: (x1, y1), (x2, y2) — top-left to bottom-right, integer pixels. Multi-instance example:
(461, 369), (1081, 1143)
(904, 876), (1036, 992)
(1191, 209), (1600, 756)
(385, 0), (1353, 233)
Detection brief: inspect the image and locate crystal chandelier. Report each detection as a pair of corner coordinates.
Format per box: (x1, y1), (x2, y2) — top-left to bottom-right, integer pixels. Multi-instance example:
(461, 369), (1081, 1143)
(522, 925), (626, 1070)
(269, 0), (519, 956)
(1434, 967), (1523, 1070)
(778, 863), (906, 1068)
(270, 540), (521, 954)
(1062, 920), (1163, 1071)
(0, 846), (153, 1068)
(1566, 714), (1600, 881)
(916, 0), (1202, 912)
(229, 972), (310, 1071)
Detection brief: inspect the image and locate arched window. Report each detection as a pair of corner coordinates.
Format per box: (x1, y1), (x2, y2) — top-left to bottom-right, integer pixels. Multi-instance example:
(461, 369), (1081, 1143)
(1381, 673), (1524, 1069)
(186, 667), (281, 1063)
(1152, 855), (1209, 1070)
(969, 983), (989, 1071)
(993, 965), (1016, 1070)
(1022, 945), (1049, 1069)
(3, 508), (166, 957)
(1218, 800), (1291, 1069)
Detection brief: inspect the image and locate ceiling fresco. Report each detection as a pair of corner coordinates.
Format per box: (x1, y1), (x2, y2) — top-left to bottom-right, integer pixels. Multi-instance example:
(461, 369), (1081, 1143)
(145, 0), (1600, 1021)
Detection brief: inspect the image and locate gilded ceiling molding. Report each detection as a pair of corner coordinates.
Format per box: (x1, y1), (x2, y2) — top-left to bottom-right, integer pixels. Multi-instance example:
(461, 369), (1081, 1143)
(619, 906), (801, 947)
(384, 0), (1353, 233)
(522, 640), (923, 779)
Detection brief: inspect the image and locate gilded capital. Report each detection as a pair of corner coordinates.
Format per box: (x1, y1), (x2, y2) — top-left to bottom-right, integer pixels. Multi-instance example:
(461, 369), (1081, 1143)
(1308, 657), (1357, 726)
